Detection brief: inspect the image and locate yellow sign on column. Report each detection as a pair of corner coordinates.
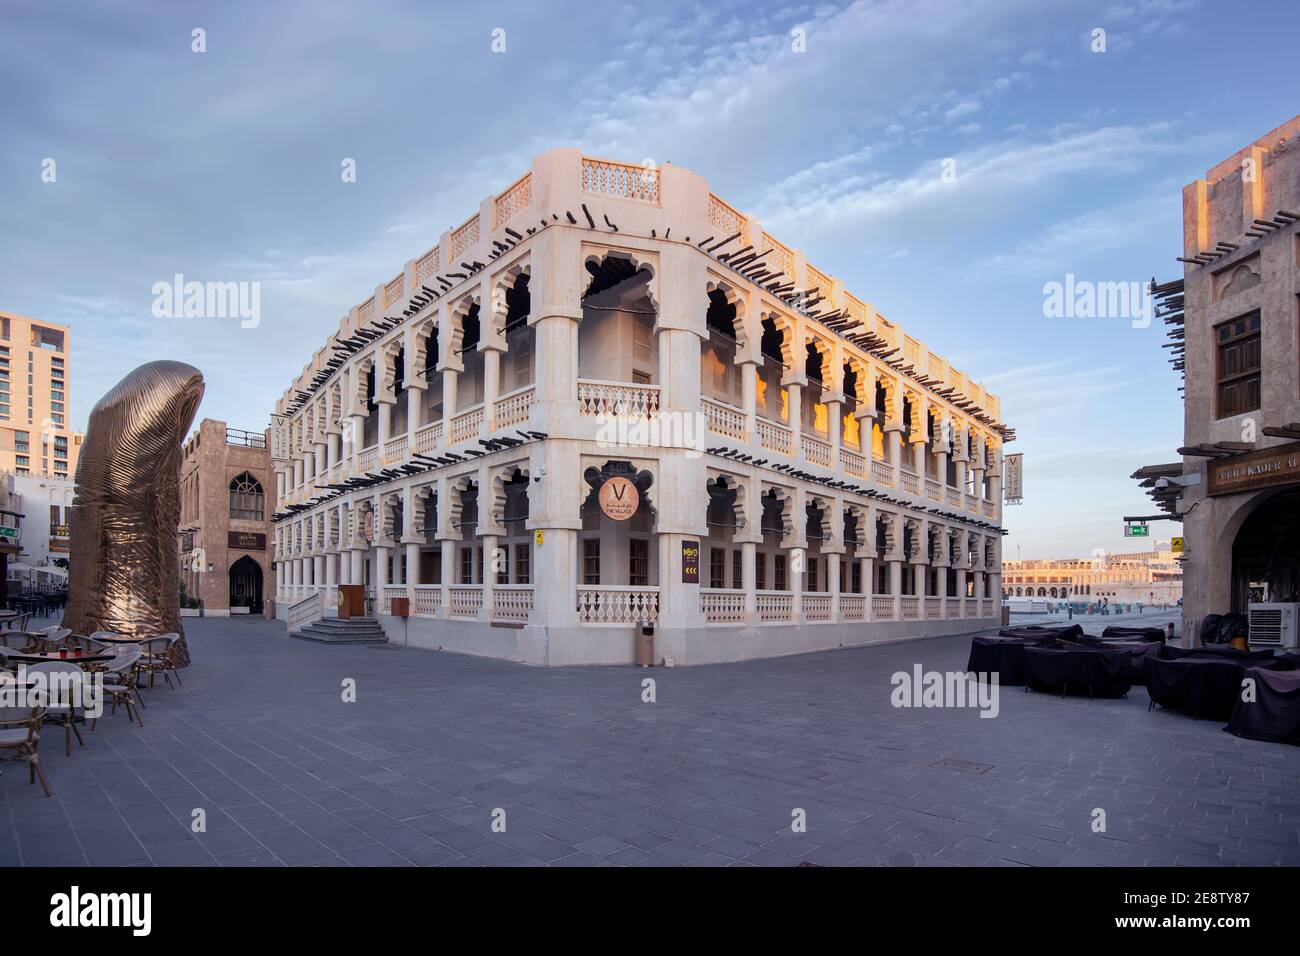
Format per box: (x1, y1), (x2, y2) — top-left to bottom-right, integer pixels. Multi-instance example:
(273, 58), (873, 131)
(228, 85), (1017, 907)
(534, 530), (544, 546)
(1171, 536), (1184, 553)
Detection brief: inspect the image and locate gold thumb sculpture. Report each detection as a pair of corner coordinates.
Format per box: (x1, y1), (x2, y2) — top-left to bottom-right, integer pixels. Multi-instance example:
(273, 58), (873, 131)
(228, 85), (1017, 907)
(65, 361), (204, 663)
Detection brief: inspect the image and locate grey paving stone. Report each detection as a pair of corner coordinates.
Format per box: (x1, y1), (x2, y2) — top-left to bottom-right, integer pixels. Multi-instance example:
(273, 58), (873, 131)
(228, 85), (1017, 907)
(3, 613), (1296, 867)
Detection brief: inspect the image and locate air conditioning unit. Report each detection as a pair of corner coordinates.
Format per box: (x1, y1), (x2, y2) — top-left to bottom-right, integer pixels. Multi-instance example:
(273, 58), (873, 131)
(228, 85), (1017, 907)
(1248, 603), (1300, 649)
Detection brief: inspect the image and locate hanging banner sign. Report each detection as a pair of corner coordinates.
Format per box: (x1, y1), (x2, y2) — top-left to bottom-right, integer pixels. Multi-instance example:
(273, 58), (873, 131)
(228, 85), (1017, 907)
(270, 414), (291, 462)
(1003, 453), (1023, 504)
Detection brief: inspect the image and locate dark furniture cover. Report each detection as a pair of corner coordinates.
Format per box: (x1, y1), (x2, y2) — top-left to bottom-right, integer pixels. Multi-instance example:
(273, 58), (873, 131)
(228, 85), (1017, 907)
(1226, 667), (1300, 745)
(1075, 636), (1163, 684)
(1023, 645), (1132, 698)
(1144, 654), (1280, 721)
(1100, 626), (1165, 643)
(998, 624), (1084, 642)
(967, 636), (1041, 686)
(1162, 645), (1275, 662)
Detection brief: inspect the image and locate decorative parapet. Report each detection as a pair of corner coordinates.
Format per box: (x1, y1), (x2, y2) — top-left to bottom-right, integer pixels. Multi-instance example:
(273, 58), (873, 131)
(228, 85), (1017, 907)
(582, 157), (659, 204)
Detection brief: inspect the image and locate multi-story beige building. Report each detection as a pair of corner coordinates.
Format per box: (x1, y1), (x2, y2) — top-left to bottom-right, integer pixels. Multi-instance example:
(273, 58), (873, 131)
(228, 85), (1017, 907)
(1137, 116), (1300, 640)
(1003, 545), (1182, 605)
(270, 149), (1012, 665)
(179, 419), (274, 616)
(0, 313), (81, 480)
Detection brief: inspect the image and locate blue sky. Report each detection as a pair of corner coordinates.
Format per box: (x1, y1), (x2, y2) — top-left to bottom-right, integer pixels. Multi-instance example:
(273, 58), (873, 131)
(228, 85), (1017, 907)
(1, 0), (1296, 558)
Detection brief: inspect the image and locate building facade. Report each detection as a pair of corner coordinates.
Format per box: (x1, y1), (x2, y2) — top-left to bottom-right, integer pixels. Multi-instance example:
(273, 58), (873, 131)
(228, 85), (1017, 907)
(1003, 545), (1182, 605)
(0, 312), (81, 479)
(271, 149), (1012, 665)
(179, 419), (274, 616)
(11, 473), (74, 570)
(0, 473), (23, 600)
(1138, 116), (1300, 640)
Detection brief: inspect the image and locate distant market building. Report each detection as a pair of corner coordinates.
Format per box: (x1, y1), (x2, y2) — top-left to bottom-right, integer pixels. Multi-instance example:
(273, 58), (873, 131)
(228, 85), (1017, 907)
(1002, 544), (1182, 606)
(1136, 115), (1300, 642)
(178, 419), (273, 616)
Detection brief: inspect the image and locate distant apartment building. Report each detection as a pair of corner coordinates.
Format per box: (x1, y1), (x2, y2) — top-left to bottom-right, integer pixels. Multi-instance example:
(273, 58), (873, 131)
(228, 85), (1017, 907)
(1135, 115), (1300, 639)
(0, 312), (82, 480)
(1002, 544), (1183, 605)
(179, 419), (274, 616)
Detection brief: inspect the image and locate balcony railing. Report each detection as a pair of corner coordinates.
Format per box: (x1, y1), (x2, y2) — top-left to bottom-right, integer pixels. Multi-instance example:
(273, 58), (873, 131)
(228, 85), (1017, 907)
(413, 421), (442, 455)
(925, 479), (942, 502)
(840, 448), (868, 480)
(756, 590), (792, 622)
(357, 447), (378, 471)
(492, 585), (534, 623)
(380, 585), (405, 614)
(383, 434), (408, 464)
(700, 588), (745, 623)
(576, 586), (659, 624)
(702, 397), (747, 441)
(412, 584), (441, 616)
(900, 470), (921, 496)
(924, 596), (941, 618)
(449, 407), (484, 445)
(493, 386), (534, 431)
(803, 593), (831, 622)
(576, 379), (660, 419)
(872, 596), (897, 621)
(802, 435), (832, 468)
(945, 596), (962, 618)
(871, 459), (895, 487)
(983, 500), (998, 518)
(964, 597), (977, 617)
(946, 488), (961, 507)
(900, 596), (920, 621)
(756, 418), (793, 455)
(449, 585), (484, 619)
(840, 594), (865, 621)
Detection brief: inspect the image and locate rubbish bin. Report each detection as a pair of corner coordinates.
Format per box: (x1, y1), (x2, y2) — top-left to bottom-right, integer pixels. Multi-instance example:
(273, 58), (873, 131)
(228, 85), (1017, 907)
(635, 622), (655, 667)
(1001, 605), (1010, 627)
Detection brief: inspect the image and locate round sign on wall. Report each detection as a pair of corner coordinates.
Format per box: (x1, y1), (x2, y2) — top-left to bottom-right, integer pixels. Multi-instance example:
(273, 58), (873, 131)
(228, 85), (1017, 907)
(598, 476), (639, 521)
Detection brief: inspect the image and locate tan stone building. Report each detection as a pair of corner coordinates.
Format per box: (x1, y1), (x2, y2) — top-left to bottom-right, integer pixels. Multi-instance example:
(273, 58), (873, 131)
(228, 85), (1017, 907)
(1003, 545), (1182, 605)
(1137, 116), (1300, 641)
(0, 312), (82, 479)
(270, 149), (1013, 664)
(179, 419), (274, 616)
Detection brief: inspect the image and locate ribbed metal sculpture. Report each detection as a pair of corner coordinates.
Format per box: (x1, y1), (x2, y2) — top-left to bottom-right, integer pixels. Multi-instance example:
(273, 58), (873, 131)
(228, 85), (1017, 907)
(65, 361), (204, 662)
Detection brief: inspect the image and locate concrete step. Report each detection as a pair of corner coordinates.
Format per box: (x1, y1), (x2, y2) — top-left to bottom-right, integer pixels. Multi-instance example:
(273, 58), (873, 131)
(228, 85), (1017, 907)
(291, 617), (388, 645)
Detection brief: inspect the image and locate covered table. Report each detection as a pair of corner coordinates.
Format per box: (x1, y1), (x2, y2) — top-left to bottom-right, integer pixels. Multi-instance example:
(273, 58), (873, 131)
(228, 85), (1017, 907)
(1226, 667), (1300, 745)
(1100, 626), (1166, 643)
(1023, 645), (1133, 698)
(1075, 636), (1163, 685)
(1144, 654), (1275, 722)
(998, 624), (1084, 642)
(967, 636), (1046, 686)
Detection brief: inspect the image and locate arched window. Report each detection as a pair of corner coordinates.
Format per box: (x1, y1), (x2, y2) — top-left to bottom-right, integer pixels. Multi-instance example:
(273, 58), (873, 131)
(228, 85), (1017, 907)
(229, 472), (264, 521)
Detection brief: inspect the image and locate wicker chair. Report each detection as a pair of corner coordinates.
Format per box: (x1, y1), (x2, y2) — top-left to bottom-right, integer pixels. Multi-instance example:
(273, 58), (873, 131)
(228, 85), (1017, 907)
(0, 630), (36, 651)
(24, 662), (87, 757)
(92, 646), (143, 729)
(4, 613), (31, 632)
(138, 635), (182, 689)
(0, 701), (50, 796)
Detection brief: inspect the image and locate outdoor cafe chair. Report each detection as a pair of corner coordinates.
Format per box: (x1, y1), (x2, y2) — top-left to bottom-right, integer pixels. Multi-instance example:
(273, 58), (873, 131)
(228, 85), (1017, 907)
(0, 630), (36, 651)
(92, 646), (143, 729)
(24, 661), (88, 757)
(74, 635), (113, 655)
(138, 635), (181, 689)
(3, 613), (31, 632)
(0, 700), (50, 796)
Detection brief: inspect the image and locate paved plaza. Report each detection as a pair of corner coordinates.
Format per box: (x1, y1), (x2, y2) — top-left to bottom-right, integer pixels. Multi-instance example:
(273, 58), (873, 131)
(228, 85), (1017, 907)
(1, 613), (1296, 867)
